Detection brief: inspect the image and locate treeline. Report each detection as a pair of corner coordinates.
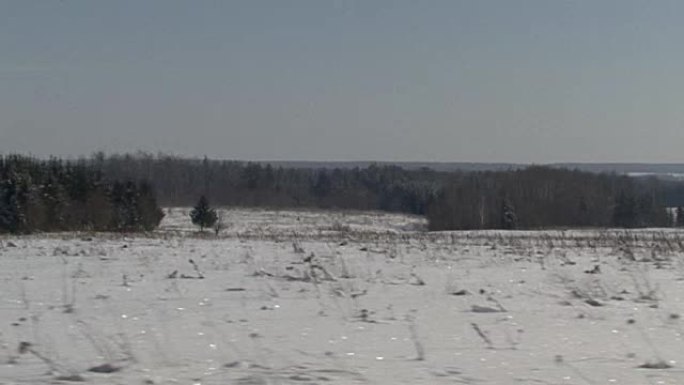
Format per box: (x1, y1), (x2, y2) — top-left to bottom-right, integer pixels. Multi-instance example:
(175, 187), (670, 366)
(0, 155), (163, 233)
(3, 153), (680, 233)
(93, 153), (442, 215)
(92, 153), (679, 231)
(427, 167), (671, 230)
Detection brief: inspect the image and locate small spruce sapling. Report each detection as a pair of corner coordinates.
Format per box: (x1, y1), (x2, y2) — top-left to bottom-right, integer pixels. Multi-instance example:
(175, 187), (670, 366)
(190, 195), (217, 232)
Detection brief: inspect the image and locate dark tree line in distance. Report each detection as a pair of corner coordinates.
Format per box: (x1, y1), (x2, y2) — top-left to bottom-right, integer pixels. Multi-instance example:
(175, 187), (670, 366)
(427, 166), (671, 230)
(3, 152), (682, 233)
(0, 155), (164, 234)
(92, 153), (680, 231)
(94, 152), (440, 215)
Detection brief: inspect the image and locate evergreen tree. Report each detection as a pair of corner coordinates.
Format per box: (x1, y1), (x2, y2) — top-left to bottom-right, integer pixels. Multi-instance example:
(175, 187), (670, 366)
(0, 179), (21, 233)
(190, 195), (217, 231)
(110, 181), (140, 231)
(676, 206), (684, 227)
(137, 181), (165, 231)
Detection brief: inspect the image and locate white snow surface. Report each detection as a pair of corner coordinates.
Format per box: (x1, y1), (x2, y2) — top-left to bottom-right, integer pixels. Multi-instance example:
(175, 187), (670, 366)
(2, 208), (684, 384)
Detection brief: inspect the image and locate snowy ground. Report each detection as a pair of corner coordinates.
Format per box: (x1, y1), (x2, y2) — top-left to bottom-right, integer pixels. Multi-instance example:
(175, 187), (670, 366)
(3, 209), (684, 384)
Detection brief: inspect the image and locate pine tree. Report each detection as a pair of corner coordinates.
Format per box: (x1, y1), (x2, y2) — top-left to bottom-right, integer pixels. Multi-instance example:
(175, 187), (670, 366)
(190, 195), (217, 231)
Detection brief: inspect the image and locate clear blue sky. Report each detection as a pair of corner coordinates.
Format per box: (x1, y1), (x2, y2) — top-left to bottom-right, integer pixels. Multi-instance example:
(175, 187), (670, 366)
(2, 1), (684, 162)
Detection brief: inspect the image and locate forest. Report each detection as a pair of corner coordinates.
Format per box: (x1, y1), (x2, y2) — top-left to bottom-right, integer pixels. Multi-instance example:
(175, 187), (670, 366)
(427, 167), (672, 230)
(1, 153), (682, 233)
(91, 153), (681, 231)
(0, 155), (163, 233)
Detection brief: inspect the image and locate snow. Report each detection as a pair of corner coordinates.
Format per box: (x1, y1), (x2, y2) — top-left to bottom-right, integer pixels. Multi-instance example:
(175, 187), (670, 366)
(2, 208), (684, 384)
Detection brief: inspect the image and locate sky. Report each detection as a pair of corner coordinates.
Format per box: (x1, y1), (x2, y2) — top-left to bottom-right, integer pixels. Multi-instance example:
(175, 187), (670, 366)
(2, 1), (684, 163)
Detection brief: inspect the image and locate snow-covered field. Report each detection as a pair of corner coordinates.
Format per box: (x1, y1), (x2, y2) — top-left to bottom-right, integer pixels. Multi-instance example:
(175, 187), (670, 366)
(3, 209), (684, 384)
